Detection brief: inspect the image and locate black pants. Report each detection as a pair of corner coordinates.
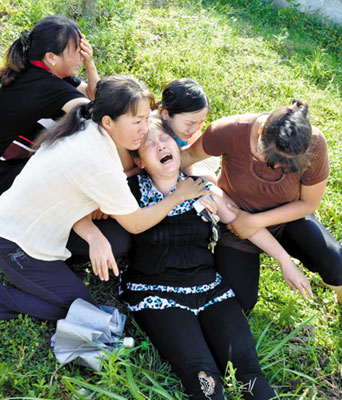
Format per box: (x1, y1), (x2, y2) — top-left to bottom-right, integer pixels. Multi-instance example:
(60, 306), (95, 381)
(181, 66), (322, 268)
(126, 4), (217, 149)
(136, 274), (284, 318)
(0, 219), (131, 320)
(134, 299), (276, 400)
(215, 214), (342, 313)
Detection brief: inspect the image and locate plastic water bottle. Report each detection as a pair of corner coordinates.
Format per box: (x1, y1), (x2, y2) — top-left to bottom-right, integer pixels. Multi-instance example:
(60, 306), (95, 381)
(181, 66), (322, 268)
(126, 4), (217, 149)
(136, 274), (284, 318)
(114, 337), (135, 348)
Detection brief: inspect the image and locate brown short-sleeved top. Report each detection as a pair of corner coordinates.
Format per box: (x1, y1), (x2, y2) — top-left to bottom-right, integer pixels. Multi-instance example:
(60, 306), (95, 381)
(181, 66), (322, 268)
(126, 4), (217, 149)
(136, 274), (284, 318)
(202, 113), (329, 252)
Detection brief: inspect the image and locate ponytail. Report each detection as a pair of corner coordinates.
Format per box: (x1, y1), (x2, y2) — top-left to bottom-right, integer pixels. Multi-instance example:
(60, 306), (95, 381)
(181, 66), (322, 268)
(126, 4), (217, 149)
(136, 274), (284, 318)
(261, 100), (312, 174)
(0, 30), (31, 86)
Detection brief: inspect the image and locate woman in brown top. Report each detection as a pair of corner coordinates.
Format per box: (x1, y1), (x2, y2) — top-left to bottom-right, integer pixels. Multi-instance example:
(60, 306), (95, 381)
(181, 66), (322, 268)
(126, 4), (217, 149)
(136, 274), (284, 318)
(182, 100), (342, 313)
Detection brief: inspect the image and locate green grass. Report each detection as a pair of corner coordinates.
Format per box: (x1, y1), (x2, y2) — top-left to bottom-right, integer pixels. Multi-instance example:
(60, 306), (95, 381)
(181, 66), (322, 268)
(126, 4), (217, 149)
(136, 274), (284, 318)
(1, 0), (342, 398)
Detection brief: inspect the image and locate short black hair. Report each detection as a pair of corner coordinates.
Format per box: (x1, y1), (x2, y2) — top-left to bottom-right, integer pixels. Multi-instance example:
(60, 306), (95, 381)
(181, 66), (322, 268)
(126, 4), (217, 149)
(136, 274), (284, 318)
(159, 78), (209, 116)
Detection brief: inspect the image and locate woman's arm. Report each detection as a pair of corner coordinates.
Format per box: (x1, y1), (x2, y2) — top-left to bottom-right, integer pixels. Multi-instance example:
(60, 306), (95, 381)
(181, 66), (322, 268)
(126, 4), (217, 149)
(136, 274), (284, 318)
(63, 35), (100, 107)
(92, 176), (207, 222)
(62, 97), (89, 113)
(211, 185), (313, 299)
(75, 35), (100, 100)
(60, 35), (100, 111)
(180, 136), (210, 170)
(182, 164), (218, 184)
(73, 177), (210, 279)
(73, 214), (118, 281)
(227, 180), (327, 239)
(112, 177), (210, 233)
(91, 149), (142, 221)
(180, 116), (238, 169)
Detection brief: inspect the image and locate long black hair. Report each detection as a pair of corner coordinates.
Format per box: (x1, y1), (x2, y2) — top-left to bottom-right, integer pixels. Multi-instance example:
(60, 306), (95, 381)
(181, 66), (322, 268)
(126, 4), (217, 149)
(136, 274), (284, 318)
(0, 15), (81, 86)
(34, 76), (155, 148)
(260, 100), (312, 174)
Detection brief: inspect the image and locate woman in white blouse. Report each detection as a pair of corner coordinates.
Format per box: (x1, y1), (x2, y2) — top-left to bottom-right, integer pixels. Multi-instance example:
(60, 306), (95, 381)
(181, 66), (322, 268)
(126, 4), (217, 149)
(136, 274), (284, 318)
(0, 76), (208, 321)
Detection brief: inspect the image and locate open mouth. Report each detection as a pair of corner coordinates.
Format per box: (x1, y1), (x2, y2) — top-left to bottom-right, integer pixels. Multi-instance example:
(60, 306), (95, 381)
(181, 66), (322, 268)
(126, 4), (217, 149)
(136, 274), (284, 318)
(160, 154), (173, 164)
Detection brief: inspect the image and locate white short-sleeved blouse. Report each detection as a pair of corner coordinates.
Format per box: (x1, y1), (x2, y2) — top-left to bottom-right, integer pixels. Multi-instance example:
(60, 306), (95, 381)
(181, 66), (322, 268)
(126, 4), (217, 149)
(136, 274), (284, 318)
(0, 120), (138, 261)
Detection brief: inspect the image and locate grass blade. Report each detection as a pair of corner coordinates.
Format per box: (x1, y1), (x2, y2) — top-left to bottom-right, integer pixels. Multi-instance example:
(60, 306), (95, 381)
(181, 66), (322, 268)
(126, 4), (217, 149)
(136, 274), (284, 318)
(260, 314), (317, 365)
(255, 321), (273, 350)
(61, 376), (128, 400)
